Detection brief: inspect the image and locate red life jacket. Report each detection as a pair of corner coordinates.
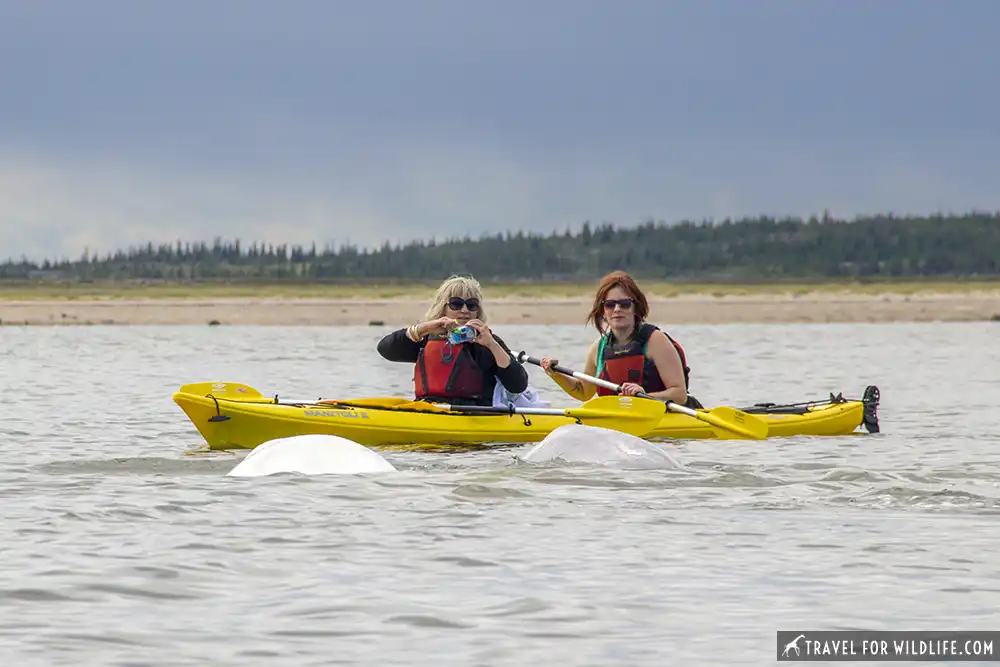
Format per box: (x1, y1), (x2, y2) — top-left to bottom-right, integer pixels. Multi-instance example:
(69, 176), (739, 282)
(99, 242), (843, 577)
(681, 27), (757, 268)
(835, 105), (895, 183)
(595, 323), (691, 396)
(413, 338), (485, 400)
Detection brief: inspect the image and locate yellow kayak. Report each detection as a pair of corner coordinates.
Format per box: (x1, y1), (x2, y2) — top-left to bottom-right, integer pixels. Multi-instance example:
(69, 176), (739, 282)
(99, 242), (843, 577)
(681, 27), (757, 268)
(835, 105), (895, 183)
(172, 382), (880, 450)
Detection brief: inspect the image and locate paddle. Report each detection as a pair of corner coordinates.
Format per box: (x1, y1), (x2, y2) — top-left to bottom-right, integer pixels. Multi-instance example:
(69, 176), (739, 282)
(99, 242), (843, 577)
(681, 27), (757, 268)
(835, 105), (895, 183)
(177, 381), (663, 436)
(178, 382), (469, 412)
(517, 352), (769, 440)
(178, 381), (268, 401)
(177, 382), (418, 409)
(432, 395), (667, 437)
(177, 381), (353, 407)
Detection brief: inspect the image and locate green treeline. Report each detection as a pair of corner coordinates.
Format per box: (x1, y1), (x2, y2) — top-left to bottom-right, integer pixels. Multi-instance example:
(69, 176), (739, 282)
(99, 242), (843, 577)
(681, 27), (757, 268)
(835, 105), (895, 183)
(3, 210), (1000, 283)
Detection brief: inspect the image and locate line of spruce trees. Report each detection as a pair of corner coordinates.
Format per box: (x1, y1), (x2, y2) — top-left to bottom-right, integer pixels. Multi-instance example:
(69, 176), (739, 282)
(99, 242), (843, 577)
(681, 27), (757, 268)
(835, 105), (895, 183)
(3, 210), (999, 282)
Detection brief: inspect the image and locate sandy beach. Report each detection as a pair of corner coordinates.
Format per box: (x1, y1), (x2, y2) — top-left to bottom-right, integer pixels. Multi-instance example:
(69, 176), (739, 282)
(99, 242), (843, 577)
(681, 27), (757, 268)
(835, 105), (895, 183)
(2, 291), (998, 326)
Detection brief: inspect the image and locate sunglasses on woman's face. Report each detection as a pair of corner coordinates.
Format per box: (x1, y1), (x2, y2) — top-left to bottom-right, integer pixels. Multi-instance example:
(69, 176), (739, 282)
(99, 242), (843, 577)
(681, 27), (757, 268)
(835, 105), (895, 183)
(448, 297), (480, 311)
(602, 298), (634, 311)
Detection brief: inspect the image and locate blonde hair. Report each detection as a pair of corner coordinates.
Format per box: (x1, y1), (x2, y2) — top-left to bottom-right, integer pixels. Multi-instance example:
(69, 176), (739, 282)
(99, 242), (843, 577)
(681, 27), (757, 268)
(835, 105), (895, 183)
(424, 275), (487, 323)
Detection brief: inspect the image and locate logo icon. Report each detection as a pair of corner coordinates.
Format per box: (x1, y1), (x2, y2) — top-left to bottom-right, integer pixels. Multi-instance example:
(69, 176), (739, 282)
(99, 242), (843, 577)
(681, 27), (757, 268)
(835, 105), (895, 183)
(782, 634), (806, 658)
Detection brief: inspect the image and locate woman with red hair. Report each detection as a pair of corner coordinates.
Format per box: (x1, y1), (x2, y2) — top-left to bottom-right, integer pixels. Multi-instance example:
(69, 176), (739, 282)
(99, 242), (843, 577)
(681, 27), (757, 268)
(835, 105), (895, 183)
(540, 270), (703, 409)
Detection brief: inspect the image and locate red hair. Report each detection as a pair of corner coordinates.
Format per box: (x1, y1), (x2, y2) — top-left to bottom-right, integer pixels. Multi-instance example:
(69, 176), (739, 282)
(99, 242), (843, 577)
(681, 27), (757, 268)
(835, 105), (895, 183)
(585, 270), (649, 333)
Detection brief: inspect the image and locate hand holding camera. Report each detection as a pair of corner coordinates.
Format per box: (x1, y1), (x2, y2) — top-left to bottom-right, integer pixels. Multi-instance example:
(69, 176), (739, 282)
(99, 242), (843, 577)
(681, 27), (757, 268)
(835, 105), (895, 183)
(447, 325), (478, 344)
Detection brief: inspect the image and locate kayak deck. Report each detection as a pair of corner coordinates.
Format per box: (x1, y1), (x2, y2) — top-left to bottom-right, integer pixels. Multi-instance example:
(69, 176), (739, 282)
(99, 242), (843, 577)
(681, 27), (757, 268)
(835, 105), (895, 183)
(172, 383), (880, 451)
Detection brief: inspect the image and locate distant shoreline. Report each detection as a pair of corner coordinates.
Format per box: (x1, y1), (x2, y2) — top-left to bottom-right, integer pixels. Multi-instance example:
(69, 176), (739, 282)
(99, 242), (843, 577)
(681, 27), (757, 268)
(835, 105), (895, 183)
(2, 277), (1000, 299)
(2, 281), (998, 326)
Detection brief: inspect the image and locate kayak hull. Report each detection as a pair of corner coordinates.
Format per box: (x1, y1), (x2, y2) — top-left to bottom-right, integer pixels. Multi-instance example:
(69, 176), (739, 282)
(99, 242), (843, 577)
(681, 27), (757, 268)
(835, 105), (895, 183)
(173, 385), (879, 450)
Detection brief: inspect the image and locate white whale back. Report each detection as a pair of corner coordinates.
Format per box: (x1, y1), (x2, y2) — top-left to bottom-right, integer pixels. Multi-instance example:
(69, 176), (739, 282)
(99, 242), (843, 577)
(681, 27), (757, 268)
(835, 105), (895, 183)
(520, 423), (681, 470)
(227, 434), (397, 477)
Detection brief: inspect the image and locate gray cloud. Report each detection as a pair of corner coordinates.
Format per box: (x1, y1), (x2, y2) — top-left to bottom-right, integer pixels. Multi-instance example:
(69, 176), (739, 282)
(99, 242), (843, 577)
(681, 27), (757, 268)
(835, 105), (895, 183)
(1, 0), (998, 261)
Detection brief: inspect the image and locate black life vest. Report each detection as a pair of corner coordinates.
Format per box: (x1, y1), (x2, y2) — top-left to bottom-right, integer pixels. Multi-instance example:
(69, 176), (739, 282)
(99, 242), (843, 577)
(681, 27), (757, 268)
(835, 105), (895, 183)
(413, 338), (485, 400)
(595, 323), (691, 396)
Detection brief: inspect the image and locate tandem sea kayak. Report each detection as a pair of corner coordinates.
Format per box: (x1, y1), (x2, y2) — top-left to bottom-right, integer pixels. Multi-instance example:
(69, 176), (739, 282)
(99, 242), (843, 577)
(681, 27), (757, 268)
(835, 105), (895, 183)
(172, 382), (881, 451)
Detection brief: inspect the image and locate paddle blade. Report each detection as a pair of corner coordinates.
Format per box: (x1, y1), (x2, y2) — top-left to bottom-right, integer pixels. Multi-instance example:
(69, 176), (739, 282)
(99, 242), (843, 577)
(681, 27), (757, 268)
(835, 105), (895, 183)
(700, 406), (769, 440)
(566, 395), (666, 436)
(177, 381), (265, 401)
(579, 395), (664, 416)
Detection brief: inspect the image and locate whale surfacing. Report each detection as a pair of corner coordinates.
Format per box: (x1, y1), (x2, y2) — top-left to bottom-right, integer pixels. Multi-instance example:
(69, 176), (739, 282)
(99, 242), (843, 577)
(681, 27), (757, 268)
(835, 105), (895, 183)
(227, 434), (397, 477)
(519, 423), (681, 469)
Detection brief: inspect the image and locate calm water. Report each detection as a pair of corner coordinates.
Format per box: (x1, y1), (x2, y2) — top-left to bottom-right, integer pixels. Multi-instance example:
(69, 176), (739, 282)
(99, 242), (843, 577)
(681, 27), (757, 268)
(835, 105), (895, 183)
(2, 322), (999, 666)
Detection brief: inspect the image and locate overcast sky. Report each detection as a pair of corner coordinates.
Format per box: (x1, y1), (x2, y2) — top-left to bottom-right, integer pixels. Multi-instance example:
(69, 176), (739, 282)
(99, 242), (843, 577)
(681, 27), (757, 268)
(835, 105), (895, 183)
(2, 0), (997, 262)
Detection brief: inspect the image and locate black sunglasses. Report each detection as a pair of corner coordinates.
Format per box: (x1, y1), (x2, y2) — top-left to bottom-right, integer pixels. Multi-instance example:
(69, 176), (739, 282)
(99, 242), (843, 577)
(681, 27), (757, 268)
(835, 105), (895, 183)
(448, 297), (481, 311)
(602, 298), (635, 310)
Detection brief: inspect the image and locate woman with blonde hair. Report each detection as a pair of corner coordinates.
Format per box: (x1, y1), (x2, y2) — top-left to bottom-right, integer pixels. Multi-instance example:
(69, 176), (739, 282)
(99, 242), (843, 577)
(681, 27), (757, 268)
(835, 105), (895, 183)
(540, 270), (703, 409)
(376, 275), (528, 406)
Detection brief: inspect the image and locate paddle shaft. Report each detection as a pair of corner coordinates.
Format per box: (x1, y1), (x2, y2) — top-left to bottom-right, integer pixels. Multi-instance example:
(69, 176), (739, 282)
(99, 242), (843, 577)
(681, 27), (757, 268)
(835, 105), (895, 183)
(432, 403), (575, 416)
(517, 352), (699, 418)
(431, 403), (648, 418)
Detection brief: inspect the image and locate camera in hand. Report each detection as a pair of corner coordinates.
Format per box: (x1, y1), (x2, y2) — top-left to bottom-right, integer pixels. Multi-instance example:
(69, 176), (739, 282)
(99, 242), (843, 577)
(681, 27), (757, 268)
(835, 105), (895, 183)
(447, 325), (478, 344)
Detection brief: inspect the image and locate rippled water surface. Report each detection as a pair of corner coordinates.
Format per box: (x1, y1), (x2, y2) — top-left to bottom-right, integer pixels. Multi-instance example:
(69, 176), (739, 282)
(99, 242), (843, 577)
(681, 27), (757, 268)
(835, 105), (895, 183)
(2, 322), (999, 666)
